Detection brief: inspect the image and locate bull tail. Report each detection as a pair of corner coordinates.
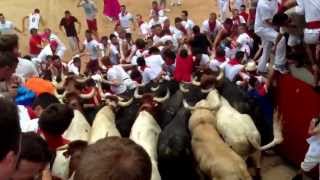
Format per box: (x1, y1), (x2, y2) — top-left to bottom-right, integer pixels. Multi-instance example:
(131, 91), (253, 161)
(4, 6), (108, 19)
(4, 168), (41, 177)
(260, 109), (284, 151)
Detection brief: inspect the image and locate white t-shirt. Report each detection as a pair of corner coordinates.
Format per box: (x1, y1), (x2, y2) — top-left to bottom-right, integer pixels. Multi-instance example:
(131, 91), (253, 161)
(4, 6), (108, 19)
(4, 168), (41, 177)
(0, 20), (15, 34)
(138, 66), (159, 84)
(28, 13), (41, 30)
(67, 58), (80, 75)
(224, 63), (243, 81)
(83, 39), (102, 60)
(107, 65), (130, 94)
(199, 54), (210, 66)
(236, 33), (253, 55)
(139, 22), (150, 36)
(201, 19), (222, 34)
(16, 58), (39, 79)
(296, 0), (320, 23)
(79, 0), (97, 20)
(150, 9), (165, 17)
(182, 19), (195, 32)
(254, 0), (278, 33)
(34, 44), (54, 64)
(209, 58), (229, 71)
(148, 17), (167, 28)
(119, 12), (133, 29)
(110, 43), (120, 65)
(18, 105), (39, 133)
(145, 54), (165, 76)
(172, 27), (184, 41)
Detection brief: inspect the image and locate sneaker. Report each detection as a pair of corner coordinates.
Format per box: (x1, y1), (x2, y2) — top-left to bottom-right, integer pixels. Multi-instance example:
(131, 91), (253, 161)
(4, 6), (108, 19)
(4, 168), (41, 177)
(273, 64), (289, 74)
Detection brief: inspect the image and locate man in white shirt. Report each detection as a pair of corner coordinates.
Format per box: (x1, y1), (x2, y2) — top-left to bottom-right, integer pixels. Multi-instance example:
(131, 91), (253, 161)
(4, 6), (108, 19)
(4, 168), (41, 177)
(77, 0), (98, 37)
(148, 11), (167, 29)
(136, 14), (150, 37)
(294, 0), (320, 89)
(33, 40), (59, 68)
(201, 13), (222, 41)
(236, 24), (253, 58)
(218, 0), (230, 21)
(67, 55), (81, 75)
(22, 9), (44, 32)
(0, 13), (22, 35)
(16, 57), (39, 81)
(254, 0), (288, 74)
(100, 57), (135, 95)
(109, 34), (121, 65)
(181, 10), (195, 34)
(80, 30), (103, 74)
(118, 5), (134, 33)
(137, 57), (160, 84)
(145, 47), (165, 76)
(42, 28), (67, 59)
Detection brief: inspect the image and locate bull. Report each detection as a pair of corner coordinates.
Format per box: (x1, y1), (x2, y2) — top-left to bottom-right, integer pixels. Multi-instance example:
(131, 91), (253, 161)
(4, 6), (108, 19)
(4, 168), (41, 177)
(130, 92), (170, 180)
(187, 100), (251, 180)
(158, 107), (202, 180)
(88, 96), (133, 144)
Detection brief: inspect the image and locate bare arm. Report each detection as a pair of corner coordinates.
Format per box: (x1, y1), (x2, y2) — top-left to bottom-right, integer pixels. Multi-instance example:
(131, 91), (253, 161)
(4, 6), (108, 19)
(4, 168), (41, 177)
(213, 29), (225, 49)
(76, 21), (82, 34)
(22, 16), (28, 32)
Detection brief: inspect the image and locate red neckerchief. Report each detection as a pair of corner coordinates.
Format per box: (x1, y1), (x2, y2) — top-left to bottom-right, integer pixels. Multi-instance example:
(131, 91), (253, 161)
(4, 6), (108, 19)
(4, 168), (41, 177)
(138, 20), (144, 27)
(121, 11), (127, 17)
(215, 55), (226, 62)
(140, 65), (149, 71)
(165, 58), (175, 65)
(27, 107), (37, 119)
(228, 58), (240, 65)
(38, 129), (70, 150)
(233, 16), (241, 26)
(209, 20), (216, 32)
(179, 26), (188, 35)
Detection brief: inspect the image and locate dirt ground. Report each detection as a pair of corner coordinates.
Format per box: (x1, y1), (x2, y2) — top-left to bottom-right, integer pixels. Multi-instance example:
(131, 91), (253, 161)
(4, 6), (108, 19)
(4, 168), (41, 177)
(0, 0), (307, 179)
(0, 0), (218, 61)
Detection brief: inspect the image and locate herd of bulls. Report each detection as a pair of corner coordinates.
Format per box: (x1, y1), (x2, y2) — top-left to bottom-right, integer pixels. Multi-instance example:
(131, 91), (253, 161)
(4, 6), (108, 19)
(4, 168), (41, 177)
(51, 69), (284, 180)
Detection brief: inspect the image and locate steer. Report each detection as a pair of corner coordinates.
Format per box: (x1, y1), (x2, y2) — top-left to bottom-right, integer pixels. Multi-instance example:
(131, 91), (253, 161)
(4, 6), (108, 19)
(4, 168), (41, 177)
(52, 110), (91, 180)
(88, 96), (133, 144)
(130, 93), (170, 180)
(206, 89), (283, 178)
(158, 107), (202, 180)
(187, 100), (252, 180)
(158, 90), (184, 129)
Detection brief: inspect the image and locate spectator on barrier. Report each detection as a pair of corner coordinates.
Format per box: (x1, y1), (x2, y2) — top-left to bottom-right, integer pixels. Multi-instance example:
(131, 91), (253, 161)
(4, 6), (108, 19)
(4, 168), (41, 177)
(292, 114), (320, 180)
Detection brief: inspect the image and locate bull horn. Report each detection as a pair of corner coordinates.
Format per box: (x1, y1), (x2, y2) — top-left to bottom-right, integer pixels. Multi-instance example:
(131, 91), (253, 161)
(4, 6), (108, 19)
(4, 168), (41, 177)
(151, 85), (160, 92)
(179, 83), (189, 93)
(134, 87), (143, 99)
(118, 97), (133, 107)
(216, 68), (224, 82)
(153, 88), (170, 103)
(101, 76), (109, 84)
(54, 89), (67, 102)
(80, 88), (95, 99)
(201, 87), (214, 94)
(191, 76), (201, 86)
(260, 110), (284, 151)
(75, 76), (89, 84)
(183, 99), (196, 110)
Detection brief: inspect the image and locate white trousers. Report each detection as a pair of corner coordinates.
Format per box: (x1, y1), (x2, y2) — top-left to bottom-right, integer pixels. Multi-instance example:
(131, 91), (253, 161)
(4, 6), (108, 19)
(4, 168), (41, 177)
(219, 0), (229, 22)
(304, 28), (320, 45)
(256, 28), (286, 72)
(67, 36), (79, 52)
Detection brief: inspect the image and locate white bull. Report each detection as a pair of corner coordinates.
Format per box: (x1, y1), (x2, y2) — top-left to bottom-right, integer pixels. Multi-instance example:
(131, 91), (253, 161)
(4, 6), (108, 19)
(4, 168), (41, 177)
(188, 100), (252, 180)
(52, 110), (91, 180)
(130, 111), (162, 180)
(206, 90), (283, 175)
(89, 105), (121, 144)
